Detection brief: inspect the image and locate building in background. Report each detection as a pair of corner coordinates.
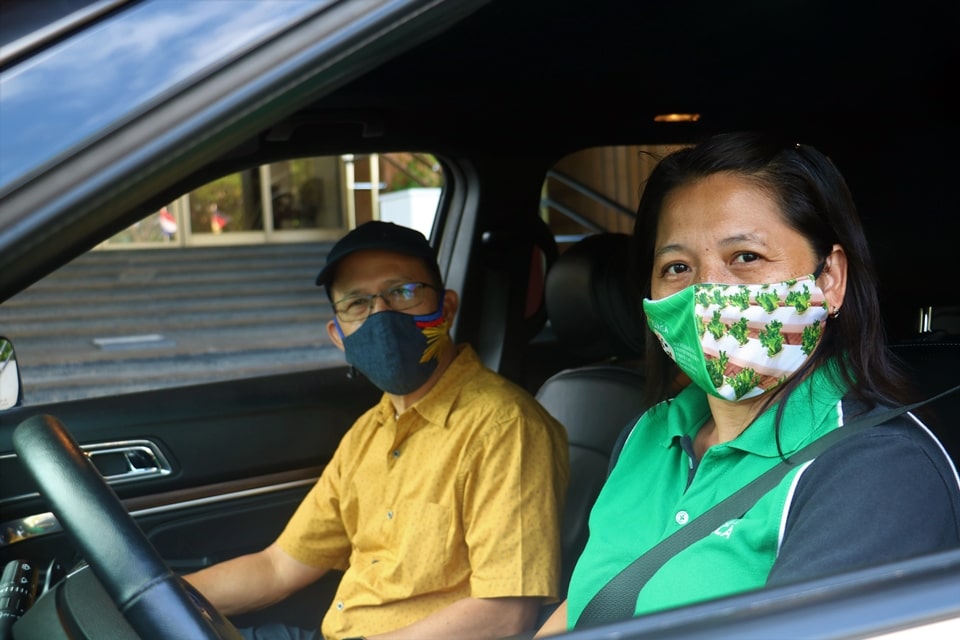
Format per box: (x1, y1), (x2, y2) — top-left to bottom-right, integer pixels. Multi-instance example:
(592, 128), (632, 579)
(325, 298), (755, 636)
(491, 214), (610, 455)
(103, 153), (444, 248)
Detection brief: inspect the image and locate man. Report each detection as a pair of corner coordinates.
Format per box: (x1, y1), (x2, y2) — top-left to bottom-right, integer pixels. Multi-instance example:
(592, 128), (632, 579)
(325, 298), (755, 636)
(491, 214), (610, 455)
(187, 221), (569, 640)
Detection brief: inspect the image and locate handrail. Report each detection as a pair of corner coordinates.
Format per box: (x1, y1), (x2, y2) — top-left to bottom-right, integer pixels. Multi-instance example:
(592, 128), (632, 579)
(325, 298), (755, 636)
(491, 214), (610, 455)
(544, 169), (636, 223)
(540, 197), (606, 234)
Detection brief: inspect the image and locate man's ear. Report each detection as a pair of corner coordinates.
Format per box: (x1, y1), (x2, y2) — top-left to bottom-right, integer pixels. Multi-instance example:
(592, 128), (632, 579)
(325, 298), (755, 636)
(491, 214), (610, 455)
(818, 243), (848, 315)
(327, 319), (345, 351)
(442, 289), (459, 326)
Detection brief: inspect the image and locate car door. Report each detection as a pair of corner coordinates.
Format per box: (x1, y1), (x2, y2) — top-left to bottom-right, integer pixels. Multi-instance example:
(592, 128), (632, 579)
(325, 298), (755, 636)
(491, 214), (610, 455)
(0, 0), (490, 629)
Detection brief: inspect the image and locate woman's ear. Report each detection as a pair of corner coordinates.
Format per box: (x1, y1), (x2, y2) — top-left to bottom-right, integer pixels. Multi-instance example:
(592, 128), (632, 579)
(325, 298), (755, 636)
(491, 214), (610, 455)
(327, 319), (345, 351)
(819, 243), (848, 315)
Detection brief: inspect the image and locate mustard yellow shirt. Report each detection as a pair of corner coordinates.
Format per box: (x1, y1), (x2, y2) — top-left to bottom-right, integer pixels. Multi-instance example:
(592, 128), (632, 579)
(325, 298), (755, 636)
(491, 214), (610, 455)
(277, 345), (569, 639)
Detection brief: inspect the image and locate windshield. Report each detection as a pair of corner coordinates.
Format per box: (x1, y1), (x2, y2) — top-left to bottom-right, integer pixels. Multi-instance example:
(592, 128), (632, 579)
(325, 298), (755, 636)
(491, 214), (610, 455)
(0, 0), (327, 191)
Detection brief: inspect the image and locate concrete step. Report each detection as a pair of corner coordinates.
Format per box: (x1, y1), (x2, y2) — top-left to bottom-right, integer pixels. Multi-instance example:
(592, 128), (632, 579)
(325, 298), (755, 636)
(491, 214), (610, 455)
(1, 242), (347, 405)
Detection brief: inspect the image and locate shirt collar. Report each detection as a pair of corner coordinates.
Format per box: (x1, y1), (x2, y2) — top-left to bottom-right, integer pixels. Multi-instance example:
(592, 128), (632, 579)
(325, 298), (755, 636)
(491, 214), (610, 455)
(375, 344), (481, 430)
(658, 360), (847, 458)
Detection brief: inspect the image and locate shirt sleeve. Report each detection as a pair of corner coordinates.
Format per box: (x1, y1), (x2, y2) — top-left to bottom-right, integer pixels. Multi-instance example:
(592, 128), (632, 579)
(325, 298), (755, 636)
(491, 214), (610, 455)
(767, 420), (960, 586)
(275, 438), (352, 571)
(460, 410), (569, 600)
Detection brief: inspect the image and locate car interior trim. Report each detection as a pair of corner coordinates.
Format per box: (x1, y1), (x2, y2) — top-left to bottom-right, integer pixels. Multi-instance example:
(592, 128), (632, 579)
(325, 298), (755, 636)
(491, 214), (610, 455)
(0, 468), (322, 548)
(122, 471), (321, 516)
(0, 438), (172, 505)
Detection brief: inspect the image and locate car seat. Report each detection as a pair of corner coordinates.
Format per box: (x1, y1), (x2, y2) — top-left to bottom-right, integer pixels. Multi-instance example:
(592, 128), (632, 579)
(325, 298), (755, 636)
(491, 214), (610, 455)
(474, 214), (558, 384)
(534, 232), (649, 600)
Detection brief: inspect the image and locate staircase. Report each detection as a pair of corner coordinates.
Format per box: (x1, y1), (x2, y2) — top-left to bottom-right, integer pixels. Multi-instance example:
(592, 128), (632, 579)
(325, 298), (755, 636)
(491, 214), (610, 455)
(0, 242), (346, 404)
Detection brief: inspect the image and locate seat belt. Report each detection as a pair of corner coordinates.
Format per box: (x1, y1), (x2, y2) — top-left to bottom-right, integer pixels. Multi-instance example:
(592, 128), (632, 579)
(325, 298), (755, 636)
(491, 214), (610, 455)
(576, 382), (960, 628)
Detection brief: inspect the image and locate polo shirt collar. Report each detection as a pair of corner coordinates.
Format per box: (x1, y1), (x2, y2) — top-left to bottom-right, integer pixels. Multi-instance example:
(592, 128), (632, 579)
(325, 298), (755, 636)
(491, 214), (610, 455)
(659, 360), (847, 458)
(375, 344), (480, 430)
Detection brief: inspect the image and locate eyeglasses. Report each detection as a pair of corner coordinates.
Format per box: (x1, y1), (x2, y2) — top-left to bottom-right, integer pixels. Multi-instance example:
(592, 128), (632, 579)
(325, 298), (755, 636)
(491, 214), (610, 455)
(333, 282), (438, 322)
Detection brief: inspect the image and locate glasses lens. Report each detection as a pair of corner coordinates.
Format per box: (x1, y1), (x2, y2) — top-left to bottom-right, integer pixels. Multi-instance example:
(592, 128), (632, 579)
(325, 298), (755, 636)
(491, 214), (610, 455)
(334, 283), (434, 321)
(385, 283), (426, 311)
(335, 296), (371, 321)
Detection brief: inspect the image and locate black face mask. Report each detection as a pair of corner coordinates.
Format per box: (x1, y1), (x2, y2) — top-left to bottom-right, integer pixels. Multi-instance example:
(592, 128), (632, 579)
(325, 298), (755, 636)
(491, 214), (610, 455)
(339, 302), (449, 395)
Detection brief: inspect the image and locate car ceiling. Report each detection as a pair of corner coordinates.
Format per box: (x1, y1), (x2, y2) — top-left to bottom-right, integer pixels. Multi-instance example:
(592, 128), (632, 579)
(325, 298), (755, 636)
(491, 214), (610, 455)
(256, 0), (958, 338)
(2, 0), (957, 336)
(307, 0), (958, 150)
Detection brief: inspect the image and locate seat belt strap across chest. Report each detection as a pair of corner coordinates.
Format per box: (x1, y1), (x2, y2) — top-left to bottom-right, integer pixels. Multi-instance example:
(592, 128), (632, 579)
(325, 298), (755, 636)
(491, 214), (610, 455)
(575, 382), (960, 628)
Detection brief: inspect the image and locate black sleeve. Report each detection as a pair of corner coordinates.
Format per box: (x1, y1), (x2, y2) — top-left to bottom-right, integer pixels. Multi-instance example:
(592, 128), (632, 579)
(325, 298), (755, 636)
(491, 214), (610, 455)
(767, 420), (960, 587)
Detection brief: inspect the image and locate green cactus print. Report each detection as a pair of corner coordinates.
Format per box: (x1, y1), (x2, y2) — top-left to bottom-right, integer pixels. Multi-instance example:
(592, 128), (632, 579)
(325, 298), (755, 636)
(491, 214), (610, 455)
(706, 310), (726, 340)
(758, 319), (785, 357)
(801, 319), (823, 355)
(729, 367), (762, 399)
(727, 287), (751, 311)
(785, 285), (813, 313)
(755, 291), (782, 313)
(728, 317), (750, 345)
(706, 351), (729, 388)
(697, 314), (707, 338)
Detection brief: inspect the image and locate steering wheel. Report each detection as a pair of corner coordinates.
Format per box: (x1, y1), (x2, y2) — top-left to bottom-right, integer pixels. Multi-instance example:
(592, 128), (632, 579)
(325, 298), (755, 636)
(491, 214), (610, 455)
(12, 414), (242, 639)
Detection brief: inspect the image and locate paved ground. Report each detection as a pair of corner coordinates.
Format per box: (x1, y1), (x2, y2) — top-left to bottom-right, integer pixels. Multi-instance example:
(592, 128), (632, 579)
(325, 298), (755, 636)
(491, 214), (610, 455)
(0, 242), (346, 405)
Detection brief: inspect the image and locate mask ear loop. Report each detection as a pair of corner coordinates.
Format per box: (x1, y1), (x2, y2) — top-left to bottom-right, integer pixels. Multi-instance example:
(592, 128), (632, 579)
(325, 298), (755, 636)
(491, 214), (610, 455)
(811, 260), (827, 280)
(330, 316), (358, 378)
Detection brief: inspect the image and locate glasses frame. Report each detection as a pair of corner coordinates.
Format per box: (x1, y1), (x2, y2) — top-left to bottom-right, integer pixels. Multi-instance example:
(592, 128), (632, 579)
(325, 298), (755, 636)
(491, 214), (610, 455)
(333, 281), (439, 322)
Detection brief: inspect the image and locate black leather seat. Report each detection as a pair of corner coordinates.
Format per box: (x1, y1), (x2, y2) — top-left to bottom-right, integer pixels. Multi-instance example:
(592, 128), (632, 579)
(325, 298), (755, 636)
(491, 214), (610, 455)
(534, 233), (648, 598)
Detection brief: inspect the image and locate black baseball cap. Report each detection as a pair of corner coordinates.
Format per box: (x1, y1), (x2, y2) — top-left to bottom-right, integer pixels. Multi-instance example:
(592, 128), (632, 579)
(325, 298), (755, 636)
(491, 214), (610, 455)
(315, 221), (438, 287)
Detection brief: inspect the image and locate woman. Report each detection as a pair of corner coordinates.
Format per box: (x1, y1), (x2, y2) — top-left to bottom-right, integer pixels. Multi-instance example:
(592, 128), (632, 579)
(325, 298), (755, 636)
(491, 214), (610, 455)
(537, 132), (960, 635)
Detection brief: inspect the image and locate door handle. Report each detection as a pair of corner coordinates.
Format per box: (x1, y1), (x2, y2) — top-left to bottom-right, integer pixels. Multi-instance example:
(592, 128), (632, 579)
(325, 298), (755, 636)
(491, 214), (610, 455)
(85, 440), (172, 482)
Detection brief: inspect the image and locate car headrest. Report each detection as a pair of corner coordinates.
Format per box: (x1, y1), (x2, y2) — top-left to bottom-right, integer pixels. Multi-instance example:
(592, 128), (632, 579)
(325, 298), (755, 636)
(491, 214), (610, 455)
(545, 233), (644, 362)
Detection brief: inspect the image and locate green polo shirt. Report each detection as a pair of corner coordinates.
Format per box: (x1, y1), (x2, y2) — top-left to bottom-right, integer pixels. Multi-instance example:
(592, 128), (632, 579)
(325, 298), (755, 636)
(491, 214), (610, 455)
(567, 362), (848, 625)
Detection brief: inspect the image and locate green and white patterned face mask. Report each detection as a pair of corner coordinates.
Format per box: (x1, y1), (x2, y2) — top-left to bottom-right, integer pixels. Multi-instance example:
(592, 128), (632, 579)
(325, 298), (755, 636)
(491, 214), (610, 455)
(643, 272), (829, 402)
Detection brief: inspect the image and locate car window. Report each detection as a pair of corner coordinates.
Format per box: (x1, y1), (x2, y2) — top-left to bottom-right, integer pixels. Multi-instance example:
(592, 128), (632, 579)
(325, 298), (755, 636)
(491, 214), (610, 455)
(540, 144), (686, 244)
(0, 152), (443, 405)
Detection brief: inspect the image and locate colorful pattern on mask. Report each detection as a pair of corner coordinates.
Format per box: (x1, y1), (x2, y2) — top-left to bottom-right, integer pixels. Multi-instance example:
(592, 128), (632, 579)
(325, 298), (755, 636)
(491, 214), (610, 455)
(644, 274), (829, 401)
(416, 313), (450, 364)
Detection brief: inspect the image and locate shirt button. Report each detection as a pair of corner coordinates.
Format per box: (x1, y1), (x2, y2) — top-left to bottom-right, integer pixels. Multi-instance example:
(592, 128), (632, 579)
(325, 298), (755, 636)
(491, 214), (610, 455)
(387, 510), (394, 519)
(393, 449), (400, 458)
(676, 511), (689, 525)
(336, 601), (344, 610)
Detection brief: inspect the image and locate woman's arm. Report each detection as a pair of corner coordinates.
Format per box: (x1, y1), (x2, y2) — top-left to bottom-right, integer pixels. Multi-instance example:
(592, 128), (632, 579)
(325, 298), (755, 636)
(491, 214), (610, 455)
(534, 600), (568, 638)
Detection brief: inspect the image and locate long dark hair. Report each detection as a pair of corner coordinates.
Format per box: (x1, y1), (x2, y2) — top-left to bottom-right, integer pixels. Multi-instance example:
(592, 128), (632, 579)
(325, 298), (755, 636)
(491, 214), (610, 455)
(632, 132), (912, 424)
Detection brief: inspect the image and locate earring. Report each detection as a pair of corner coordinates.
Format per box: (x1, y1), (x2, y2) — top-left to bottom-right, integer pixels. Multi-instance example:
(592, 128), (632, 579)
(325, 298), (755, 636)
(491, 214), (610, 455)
(830, 307), (841, 319)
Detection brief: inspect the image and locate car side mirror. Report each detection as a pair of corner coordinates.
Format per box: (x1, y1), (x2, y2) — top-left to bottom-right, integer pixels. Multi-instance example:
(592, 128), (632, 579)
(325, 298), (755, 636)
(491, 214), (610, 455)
(0, 337), (23, 410)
